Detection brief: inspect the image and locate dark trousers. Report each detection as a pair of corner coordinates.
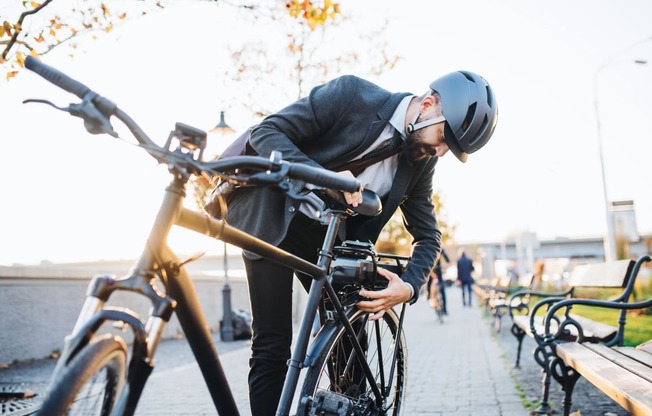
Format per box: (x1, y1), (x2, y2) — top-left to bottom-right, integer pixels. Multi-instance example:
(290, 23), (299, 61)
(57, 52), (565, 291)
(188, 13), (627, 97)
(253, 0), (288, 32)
(461, 281), (473, 306)
(242, 213), (327, 416)
(438, 280), (448, 313)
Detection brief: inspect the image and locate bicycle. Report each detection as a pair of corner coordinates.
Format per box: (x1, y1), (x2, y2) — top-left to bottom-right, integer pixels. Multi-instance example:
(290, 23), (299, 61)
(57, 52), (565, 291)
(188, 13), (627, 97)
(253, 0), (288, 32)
(427, 273), (444, 323)
(23, 56), (410, 416)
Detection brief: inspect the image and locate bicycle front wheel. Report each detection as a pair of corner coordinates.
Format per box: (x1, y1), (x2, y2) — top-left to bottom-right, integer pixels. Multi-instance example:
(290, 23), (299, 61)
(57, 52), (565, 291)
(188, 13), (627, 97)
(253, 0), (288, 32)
(301, 308), (407, 415)
(37, 334), (127, 416)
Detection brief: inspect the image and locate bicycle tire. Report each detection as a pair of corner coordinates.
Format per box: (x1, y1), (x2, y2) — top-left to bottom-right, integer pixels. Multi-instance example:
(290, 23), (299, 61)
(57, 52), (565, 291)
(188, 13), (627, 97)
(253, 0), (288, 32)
(37, 334), (127, 416)
(300, 308), (407, 415)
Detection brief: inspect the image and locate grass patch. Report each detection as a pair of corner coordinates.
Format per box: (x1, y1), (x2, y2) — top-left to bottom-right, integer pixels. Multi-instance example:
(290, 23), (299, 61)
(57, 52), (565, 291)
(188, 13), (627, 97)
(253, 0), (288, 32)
(569, 304), (652, 346)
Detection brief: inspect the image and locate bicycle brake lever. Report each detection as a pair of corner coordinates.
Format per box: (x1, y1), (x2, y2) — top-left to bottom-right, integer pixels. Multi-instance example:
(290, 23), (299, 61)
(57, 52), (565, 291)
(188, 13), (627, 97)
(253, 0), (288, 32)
(69, 93), (118, 137)
(247, 162), (290, 185)
(23, 98), (69, 111)
(285, 188), (326, 215)
(23, 95), (118, 137)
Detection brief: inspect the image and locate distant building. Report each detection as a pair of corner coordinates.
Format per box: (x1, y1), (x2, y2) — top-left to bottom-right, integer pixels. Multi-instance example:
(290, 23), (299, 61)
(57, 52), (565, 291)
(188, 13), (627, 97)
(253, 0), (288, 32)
(449, 233), (652, 281)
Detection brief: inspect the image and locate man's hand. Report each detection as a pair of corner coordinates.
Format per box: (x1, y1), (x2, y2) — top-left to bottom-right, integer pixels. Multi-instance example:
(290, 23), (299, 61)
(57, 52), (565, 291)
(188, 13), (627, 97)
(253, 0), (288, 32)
(338, 170), (363, 207)
(356, 268), (412, 321)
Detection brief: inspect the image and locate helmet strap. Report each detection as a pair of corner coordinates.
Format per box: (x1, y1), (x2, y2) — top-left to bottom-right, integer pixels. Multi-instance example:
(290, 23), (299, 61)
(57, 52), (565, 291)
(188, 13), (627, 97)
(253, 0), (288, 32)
(406, 114), (446, 135)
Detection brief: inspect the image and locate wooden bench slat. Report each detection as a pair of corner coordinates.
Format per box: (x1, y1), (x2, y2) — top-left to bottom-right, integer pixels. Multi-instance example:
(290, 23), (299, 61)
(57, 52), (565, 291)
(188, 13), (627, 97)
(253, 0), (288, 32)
(557, 342), (652, 416)
(583, 343), (652, 384)
(568, 259), (632, 288)
(570, 314), (618, 340)
(613, 346), (652, 369)
(512, 314), (617, 342)
(636, 339), (652, 354)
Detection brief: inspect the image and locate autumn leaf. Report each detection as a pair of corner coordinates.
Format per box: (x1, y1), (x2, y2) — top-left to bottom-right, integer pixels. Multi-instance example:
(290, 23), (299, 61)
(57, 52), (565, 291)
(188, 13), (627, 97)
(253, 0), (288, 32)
(30, 1), (41, 8)
(3, 21), (12, 36)
(6, 71), (19, 81)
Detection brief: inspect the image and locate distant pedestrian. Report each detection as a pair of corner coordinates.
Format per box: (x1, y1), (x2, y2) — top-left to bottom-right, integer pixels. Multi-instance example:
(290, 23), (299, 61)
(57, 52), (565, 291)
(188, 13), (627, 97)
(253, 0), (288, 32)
(428, 248), (450, 314)
(456, 250), (475, 306)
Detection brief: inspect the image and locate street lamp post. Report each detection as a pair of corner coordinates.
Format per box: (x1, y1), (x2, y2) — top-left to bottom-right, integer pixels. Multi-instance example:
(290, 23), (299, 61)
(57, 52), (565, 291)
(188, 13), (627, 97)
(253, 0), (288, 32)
(210, 110), (236, 341)
(593, 37), (650, 262)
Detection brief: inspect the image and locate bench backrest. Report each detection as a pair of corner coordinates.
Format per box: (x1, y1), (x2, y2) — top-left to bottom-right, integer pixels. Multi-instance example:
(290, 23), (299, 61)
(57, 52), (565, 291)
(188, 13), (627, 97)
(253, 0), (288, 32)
(567, 259), (634, 288)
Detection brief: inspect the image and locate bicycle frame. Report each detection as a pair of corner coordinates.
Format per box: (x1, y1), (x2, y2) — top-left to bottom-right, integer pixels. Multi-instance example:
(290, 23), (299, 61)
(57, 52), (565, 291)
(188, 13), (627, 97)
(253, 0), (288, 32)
(20, 55), (408, 416)
(60, 168), (399, 416)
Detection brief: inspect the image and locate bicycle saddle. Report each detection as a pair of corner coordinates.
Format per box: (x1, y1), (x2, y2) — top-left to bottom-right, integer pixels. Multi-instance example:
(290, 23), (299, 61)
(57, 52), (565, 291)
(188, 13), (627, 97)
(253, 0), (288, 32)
(315, 188), (382, 217)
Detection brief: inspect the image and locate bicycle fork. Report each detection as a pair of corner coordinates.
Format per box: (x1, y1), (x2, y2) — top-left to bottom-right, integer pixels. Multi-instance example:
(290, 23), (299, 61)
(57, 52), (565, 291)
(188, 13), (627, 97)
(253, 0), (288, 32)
(51, 269), (176, 416)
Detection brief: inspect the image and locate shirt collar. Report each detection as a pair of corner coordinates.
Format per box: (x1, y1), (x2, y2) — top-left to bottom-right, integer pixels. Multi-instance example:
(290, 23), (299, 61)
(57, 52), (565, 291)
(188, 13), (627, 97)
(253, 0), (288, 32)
(389, 95), (415, 140)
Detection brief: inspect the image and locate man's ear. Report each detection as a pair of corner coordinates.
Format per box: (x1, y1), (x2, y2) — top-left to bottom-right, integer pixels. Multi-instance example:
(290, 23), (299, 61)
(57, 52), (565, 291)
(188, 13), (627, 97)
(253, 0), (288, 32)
(420, 94), (439, 113)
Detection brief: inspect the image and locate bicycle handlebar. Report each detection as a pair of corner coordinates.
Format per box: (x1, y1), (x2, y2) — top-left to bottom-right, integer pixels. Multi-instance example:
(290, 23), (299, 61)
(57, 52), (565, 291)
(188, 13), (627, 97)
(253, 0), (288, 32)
(25, 55), (91, 99)
(23, 56), (361, 193)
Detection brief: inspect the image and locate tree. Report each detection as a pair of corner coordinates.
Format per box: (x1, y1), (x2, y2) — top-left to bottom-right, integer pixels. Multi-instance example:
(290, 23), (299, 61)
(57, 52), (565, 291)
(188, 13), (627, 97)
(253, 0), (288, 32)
(191, 0), (398, 208)
(216, 0), (397, 117)
(0, 0), (341, 81)
(1, 1), (150, 80)
(375, 191), (456, 255)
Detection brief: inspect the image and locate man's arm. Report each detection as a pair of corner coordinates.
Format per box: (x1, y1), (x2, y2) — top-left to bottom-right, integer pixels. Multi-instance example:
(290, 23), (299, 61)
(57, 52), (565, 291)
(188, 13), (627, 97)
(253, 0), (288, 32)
(397, 158), (441, 303)
(358, 157), (441, 319)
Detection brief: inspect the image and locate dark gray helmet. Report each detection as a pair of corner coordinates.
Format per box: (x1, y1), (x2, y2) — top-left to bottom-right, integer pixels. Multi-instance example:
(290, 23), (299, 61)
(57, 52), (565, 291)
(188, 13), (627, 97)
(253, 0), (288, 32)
(430, 71), (498, 163)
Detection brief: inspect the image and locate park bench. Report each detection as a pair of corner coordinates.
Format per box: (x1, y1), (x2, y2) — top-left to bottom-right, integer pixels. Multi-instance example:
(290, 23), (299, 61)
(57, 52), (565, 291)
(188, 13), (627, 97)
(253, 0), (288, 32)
(554, 335), (652, 416)
(542, 254), (652, 415)
(507, 259), (634, 369)
(512, 255), (650, 415)
(473, 276), (511, 318)
(481, 273), (535, 333)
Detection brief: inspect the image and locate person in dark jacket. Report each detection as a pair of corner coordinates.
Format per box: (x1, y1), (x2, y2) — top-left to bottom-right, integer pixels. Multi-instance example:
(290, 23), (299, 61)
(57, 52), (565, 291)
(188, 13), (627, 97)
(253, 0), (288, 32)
(224, 73), (498, 415)
(432, 248), (450, 314)
(456, 249), (475, 306)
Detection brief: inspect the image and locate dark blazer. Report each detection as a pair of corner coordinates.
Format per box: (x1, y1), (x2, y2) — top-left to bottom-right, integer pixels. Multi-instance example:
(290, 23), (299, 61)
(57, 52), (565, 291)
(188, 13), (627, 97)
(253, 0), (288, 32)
(457, 253), (475, 284)
(226, 75), (441, 301)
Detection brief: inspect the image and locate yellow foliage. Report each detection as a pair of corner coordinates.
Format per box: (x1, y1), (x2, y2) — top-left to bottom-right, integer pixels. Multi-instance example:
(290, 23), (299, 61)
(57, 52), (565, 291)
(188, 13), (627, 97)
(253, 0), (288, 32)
(15, 52), (24, 66)
(30, 1), (41, 8)
(285, 0), (340, 29)
(6, 71), (18, 81)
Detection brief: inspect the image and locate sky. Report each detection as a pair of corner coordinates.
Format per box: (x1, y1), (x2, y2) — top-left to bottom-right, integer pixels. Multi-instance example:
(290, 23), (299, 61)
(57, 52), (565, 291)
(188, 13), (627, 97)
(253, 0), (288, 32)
(1, 0), (651, 266)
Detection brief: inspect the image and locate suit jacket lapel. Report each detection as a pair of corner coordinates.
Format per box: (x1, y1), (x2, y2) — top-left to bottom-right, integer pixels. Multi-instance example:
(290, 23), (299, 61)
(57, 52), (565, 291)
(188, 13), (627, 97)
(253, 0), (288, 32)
(328, 92), (411, 168)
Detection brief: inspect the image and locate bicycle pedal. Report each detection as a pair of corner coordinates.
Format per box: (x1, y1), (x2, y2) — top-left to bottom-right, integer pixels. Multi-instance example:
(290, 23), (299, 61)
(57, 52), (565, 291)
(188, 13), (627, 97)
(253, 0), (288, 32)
(307, 390), (354, 415)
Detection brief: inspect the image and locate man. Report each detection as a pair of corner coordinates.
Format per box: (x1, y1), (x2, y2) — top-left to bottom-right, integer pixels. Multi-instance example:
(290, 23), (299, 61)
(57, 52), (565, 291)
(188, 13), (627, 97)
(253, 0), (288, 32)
(224, 72), (498, 415)
(457, 249), (475, 306)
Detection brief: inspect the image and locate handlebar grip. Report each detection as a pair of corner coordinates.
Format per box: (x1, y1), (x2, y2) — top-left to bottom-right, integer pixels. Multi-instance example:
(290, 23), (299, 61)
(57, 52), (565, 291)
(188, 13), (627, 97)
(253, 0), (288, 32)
(288, 163), (360, 193)
(25, 56), (91, 99)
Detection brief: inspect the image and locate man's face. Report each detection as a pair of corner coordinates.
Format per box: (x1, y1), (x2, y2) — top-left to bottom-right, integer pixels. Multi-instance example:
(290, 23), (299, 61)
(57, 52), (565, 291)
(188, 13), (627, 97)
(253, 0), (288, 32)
(404, 112), (449, 161)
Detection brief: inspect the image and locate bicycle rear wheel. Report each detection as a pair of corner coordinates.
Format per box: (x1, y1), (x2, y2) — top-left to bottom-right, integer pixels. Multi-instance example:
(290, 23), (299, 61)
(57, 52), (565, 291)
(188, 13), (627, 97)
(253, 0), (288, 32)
(37, 334), (127, 416)
(301, 308), (407, 415)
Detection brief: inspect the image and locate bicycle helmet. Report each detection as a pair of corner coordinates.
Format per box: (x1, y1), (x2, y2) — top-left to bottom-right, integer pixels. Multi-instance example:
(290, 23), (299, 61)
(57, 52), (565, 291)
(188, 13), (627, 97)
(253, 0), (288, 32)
(430, 71), (498, 163)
